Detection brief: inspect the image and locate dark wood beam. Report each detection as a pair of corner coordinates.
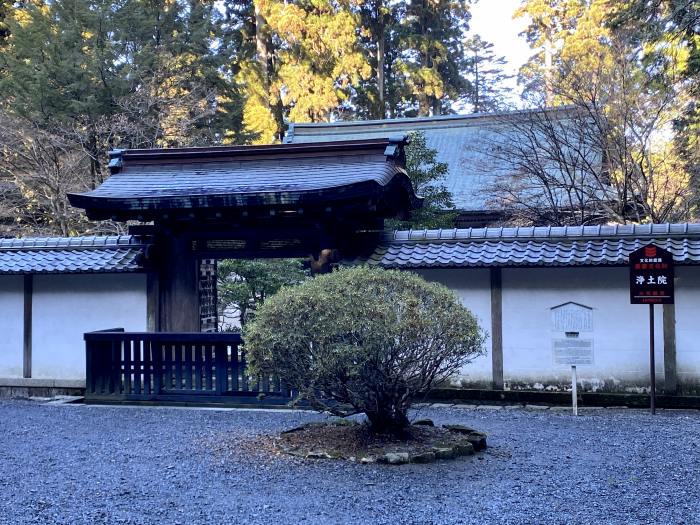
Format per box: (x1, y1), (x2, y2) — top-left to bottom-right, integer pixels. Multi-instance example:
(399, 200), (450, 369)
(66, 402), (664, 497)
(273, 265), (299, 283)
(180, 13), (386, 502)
(490, 268), (504, 390)
(23, 275), (32, 379)
(157, 232), (200, 332)
(663, 304), (677, 394)
(147, 272), (160, 332)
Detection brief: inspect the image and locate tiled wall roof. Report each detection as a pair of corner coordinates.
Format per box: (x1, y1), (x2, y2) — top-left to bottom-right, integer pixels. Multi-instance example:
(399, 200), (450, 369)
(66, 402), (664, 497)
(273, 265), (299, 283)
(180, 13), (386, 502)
(367, 224), (700, 268)
(0, 236), (147, 275)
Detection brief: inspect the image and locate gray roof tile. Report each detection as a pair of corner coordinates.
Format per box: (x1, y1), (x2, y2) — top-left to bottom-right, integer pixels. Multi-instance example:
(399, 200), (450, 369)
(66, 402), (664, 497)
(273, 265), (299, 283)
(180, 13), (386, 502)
(366, 223), (700, 268)
(0, 236), (147, 275)
(285, 109), (590, 212)
(68, 139), (420, 220)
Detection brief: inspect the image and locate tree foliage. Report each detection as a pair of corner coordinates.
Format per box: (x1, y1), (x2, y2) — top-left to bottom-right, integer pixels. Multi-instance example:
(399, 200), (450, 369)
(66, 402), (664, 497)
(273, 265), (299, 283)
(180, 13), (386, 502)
(0, 0), (246, 235)
(2, 0), (699, 235)
(217, 258), (308, 329)
(243, 266), (484, 434)
(387, 131), (456, 229)
(613, 0), (700, 212)
(462, 34), (513, 113)
(502, 0), (695, 225)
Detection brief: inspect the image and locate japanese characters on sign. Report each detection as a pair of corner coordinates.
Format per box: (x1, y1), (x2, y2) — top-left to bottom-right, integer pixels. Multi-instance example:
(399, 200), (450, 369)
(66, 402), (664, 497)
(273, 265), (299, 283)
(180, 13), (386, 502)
(629, 244), (675, 304)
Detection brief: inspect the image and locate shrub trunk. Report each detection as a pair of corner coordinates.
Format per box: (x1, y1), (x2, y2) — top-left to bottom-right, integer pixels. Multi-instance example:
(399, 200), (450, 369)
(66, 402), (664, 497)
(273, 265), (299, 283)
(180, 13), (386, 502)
(365, 410), (411, 436)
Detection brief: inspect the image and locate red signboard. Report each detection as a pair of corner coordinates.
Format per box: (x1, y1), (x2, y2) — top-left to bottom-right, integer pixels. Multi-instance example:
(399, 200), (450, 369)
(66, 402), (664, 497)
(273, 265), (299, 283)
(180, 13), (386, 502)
(629, 244), (675, 304)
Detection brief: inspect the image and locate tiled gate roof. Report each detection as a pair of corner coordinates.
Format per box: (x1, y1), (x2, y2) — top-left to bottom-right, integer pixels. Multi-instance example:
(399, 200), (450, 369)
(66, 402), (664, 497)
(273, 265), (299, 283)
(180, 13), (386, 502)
(0, 236), (148, 274)
(367, 224), (700, 268)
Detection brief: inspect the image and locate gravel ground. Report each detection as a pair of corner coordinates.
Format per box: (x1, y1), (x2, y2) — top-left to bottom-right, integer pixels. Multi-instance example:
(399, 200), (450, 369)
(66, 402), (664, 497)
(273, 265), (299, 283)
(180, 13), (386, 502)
(1, 400), (699, 525)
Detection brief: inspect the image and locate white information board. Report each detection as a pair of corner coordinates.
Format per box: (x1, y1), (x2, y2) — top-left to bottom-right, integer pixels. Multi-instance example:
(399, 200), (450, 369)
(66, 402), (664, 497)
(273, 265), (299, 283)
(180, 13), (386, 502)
(551, 302), (593, 332)
(553, 338), (594, 366)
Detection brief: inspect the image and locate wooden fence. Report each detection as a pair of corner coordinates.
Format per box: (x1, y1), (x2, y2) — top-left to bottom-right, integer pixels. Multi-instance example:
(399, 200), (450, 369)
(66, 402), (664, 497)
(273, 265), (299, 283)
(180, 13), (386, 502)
(84, 329), (293, 405)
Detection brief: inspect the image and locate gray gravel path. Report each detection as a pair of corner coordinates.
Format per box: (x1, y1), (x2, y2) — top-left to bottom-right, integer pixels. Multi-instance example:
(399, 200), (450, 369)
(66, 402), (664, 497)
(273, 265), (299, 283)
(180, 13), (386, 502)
(1, 400), (699, 525)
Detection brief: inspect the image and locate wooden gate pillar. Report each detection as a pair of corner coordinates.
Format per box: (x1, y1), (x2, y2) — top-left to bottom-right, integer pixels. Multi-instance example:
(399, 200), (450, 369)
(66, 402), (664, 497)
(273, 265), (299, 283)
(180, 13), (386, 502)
(157, 231), (200, 332)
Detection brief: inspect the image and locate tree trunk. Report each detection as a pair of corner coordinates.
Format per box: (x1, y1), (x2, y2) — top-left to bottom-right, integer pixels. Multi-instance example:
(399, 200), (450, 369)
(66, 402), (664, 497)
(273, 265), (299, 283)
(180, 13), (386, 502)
(544, 36), (554, 106)
(376, 29), (386, 119)
(365, 410), (410, 436)
(255, 2), (268, 84)
(473, 49), (480, 112)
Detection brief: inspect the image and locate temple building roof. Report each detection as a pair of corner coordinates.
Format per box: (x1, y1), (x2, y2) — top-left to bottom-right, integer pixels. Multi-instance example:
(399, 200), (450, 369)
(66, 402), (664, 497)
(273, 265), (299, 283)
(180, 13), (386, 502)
(284, 108), (591, 216)
(68, 138), (421, 222)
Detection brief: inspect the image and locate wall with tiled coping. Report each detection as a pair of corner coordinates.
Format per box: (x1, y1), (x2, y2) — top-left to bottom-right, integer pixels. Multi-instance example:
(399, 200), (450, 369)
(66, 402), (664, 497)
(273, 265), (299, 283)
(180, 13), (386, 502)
(0, 273), (147, 381)
(418, 266), (700, 394)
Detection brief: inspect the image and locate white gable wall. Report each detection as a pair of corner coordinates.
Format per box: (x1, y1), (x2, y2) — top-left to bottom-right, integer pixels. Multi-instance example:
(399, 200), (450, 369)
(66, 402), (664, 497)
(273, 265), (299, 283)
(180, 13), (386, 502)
(501, 267), (664, 391)
(414, 268), (493, 386)
(31, 274), (147, 379)
(0, 276), (25, 378)
(674, 267), (700, 391)
(412, 266), (700, 393)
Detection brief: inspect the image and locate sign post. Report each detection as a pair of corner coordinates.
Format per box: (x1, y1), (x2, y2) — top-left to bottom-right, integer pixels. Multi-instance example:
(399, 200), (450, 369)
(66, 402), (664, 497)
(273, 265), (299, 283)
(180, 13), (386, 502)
(629, 244), (675, 415)
(571, 365), (578, 416)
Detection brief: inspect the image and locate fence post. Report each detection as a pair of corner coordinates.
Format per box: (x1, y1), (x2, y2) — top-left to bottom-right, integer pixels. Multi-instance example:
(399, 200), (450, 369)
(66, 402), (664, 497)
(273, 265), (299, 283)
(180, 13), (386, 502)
(215, 344), (227, 395)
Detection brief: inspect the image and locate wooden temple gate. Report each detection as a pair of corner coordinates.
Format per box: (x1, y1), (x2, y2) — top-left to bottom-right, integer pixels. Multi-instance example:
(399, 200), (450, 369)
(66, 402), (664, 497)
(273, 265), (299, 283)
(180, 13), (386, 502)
(69, 138), (421, 404)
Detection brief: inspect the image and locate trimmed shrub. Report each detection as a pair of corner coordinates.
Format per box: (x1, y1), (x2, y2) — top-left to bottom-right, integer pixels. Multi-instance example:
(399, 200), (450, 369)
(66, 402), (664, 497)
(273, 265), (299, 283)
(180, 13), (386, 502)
(244, 266), (485, 434)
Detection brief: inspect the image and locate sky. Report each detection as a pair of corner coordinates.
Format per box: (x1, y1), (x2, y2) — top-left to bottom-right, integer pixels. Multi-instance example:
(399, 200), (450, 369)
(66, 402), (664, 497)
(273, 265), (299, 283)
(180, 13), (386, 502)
(469, 0), (533, 101)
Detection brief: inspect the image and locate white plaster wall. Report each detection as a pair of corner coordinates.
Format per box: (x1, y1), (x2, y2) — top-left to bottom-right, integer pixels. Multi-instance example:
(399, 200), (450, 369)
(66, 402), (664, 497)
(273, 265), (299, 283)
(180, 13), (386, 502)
(0, 276), (25, 378)
(501, 267), (665, 391)
(32, 274), (147, 379)
(413, 269), (492, 385)
(674, 267), (700, 391)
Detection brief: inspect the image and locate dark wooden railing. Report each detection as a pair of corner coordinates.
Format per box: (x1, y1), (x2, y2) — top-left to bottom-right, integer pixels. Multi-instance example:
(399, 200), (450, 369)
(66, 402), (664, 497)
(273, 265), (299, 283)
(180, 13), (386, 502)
(84, 329), (293, 405)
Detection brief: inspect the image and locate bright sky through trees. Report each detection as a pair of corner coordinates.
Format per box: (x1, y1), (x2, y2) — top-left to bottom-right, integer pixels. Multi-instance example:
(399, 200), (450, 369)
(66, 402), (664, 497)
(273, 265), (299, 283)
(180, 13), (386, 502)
(470, 0), (531, 103)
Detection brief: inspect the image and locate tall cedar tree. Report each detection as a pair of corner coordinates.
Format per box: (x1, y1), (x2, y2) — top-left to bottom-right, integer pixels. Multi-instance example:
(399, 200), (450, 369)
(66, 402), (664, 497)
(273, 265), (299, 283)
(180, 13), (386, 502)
(398, 0), (471, 116)
(355, 0), (397, 119)
(462, 34), (512, 112)
(110, 0), (245, 147)
(228, 0), (369, 143)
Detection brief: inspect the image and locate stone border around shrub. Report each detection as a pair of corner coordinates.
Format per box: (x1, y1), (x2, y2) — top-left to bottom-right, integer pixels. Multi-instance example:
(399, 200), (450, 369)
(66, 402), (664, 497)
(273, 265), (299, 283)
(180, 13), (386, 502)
(275, 420), (488, 465)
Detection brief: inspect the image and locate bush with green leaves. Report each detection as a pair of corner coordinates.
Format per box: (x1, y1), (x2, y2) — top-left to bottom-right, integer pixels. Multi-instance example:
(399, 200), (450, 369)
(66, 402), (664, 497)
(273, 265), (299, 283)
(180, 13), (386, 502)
(244, 266), (485, 435)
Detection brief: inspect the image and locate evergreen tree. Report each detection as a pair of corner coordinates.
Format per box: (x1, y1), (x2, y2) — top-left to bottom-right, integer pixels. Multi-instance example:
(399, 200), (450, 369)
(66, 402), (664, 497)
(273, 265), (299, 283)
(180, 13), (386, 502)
(398, 0), (471, 116)
(110, 0), (244, 147)
(502, 0), (695, 224)
(355, 0), (402, 119)
(463, 34), (512, 112)
(223, 0), (284, 143)
(270, 0), (369, 124)
(1, 0), (121, 185)
(217, 258), (308, 329)
(387, 131), (456, 229)
(614, 0), (700, 210)
(227, 0), (369, 142)
(515, 0), (587, 101)
(0, 0), (247, 235)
